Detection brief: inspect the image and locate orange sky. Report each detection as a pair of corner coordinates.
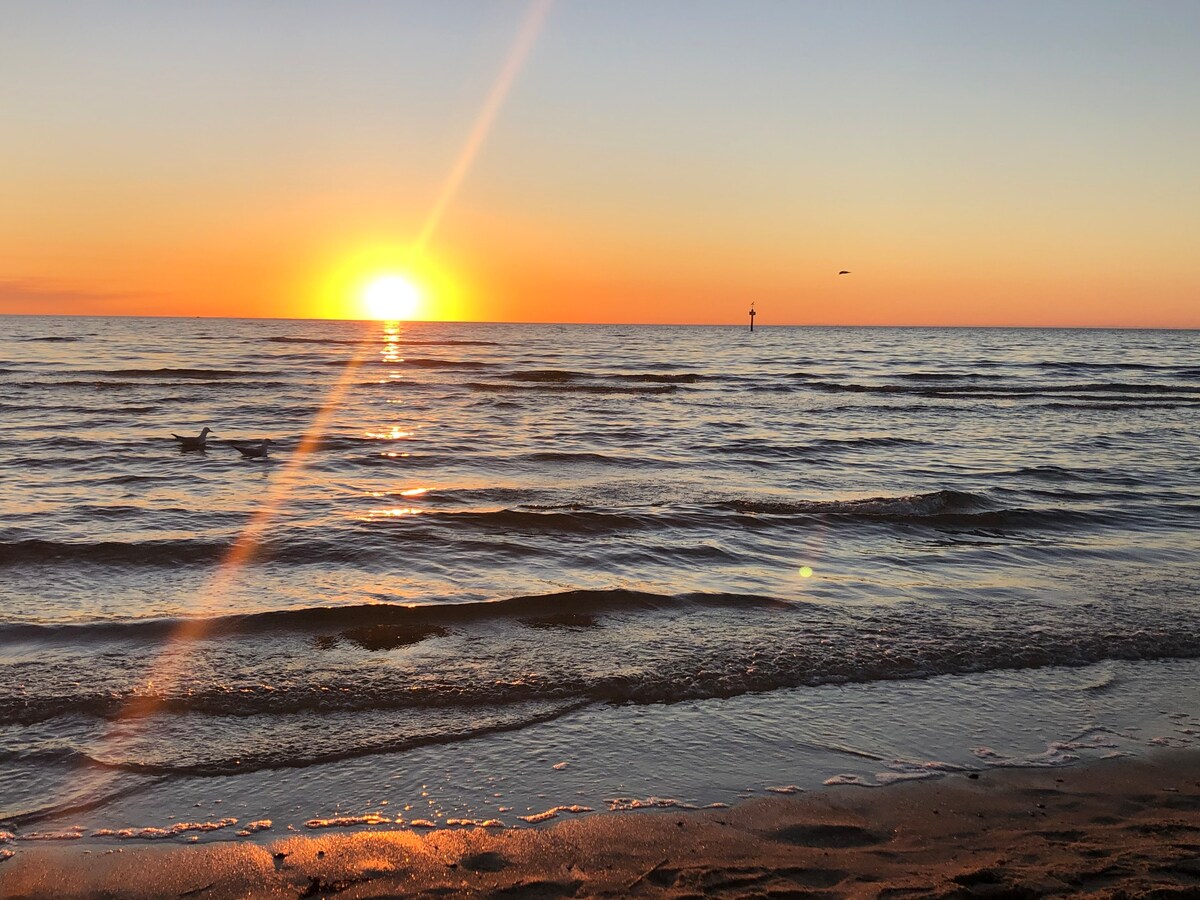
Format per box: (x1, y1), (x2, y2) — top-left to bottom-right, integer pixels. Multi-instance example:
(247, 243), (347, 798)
(2, 2), (1198, 328)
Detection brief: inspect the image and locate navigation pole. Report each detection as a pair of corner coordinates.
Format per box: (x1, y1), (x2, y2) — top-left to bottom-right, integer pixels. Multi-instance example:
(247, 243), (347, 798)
(749, 303), (757, 332)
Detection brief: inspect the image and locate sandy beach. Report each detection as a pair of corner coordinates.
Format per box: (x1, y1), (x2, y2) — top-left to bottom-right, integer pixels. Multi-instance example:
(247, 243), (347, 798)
(3, 750), (1197, 899)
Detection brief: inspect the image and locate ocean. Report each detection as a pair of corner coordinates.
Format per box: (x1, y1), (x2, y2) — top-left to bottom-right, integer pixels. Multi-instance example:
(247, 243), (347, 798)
(1, 316), (1198, 843)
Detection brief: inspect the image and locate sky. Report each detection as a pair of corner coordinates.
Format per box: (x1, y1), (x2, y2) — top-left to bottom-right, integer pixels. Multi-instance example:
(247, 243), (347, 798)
(2, 0), (1198, 327)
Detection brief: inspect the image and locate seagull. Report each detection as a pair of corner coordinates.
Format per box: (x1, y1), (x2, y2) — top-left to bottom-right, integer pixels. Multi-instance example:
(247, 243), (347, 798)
(838, 270), (851, 275)
(172, 427), (213, 451)
(232, 439), (272, 459)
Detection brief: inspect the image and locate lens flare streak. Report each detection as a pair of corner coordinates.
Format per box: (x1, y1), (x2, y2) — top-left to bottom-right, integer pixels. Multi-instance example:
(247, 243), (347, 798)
(69, 0), (558, 807)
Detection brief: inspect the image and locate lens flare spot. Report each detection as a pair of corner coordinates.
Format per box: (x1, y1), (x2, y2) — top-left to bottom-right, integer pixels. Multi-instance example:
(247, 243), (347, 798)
(798, 566), (814, 578)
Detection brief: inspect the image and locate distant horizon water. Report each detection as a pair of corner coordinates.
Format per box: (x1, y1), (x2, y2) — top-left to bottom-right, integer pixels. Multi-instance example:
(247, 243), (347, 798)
(3, 312), (1198, 330)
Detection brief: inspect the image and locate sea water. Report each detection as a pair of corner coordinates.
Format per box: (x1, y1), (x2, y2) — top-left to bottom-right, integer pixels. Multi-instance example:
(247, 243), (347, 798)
(1, 317), (1197, 842)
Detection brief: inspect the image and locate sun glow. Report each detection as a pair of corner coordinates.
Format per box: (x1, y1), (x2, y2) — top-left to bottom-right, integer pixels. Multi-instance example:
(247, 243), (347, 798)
(364, 275), (421, 320)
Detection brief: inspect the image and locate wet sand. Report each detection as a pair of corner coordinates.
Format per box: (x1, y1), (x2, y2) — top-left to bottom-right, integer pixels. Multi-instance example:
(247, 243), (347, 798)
(3, 750), (1198, 899)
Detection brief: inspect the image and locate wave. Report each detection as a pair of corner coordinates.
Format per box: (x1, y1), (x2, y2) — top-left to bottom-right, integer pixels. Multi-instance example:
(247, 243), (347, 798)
(400, 339), (500, 347)
(20, 380), (137, 390)
(22, 379), (294, 394)
(896, 371), (1006, 381)
(372, 357), (494, 369)
(493, 369), (707, 385)
(0, 589), (786, 644)
(86, 473), (180, 486)
(357, 378), (430, 388)
(506, 369), (586, 383)
(4, 595), (1199, 747)
(728, 489), (987, 516)
(615, 372), (706, 383)
(0, 745), (97, 767)
(1038, 400), (1200, 410)
(811, 436), (928, 449)
(301, 436), (459, 453)
(722, 489), (1109, 529)
(0, 537), (236, 566)
(433, 507), (661, 533)
(526, 371), (705, 384)
(19, 336), (82, 343)
(0, 532), (403, 567)
(466, 381), (678, 395)
(520, 450), (667, 465)
(696, 435), (926, 461)
(266, 336), (498, 347)
(1030, 360), (1194, 372)
(270, 338), (499, 352)
(0, 403), (161, 419)
(805, 380), (1200, 398)
(78, 367), (263, 380)
(1011, 465), (1084, 482)
(264, 336), (369, 346)
(3, 702), (590, 787)
(0, 489), (1112, 572)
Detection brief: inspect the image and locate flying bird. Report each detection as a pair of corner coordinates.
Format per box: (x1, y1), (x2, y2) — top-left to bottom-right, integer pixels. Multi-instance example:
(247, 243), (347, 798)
(838, 270), (851, 275)
(172, 427), (213, 451)
(232, 439), (273, 459)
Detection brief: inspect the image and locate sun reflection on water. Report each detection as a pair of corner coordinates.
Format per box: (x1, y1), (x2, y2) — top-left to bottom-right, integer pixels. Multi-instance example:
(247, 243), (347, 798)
(380, 322), (404, 364)
(365, 427), (413, 440)
(368, 507), (423, 518)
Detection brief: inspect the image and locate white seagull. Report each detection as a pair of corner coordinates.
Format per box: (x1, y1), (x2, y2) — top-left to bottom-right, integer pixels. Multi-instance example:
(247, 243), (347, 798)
(172, 427), (213, 451)
(233, 439), (272, 459)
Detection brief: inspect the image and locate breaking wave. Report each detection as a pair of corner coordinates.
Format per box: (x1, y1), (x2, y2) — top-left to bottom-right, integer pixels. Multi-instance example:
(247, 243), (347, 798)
(3, 585), (1198, 772)
(0, 589), (786, 643)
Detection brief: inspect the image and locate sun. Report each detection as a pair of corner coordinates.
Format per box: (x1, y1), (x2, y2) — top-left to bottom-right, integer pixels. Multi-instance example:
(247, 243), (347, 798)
(363, 275), (421, 320)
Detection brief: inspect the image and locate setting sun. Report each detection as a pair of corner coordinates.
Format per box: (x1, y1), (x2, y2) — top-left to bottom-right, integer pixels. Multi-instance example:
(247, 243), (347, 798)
(363, 275), (421, 320)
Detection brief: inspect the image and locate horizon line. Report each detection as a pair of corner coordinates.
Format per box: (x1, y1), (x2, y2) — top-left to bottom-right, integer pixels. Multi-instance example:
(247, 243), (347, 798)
(0, 312), (1196, 331)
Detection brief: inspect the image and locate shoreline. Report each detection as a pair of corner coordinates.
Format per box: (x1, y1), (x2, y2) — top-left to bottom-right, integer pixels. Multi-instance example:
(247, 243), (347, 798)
(3, 750), (1198, 899)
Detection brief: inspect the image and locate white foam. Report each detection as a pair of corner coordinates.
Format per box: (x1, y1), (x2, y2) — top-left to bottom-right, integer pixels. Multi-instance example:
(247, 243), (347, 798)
(822, 774), (875, 787)
(604, 796), (699, 811)
(973, 745), (1078, 768)
(445, 818), (505, 828)
(21, 826), (86, 841)
(236, 820), (272, 836)
(874, 771), (939, 786)
(91, 819), (239, 840)
(517, 804), (593, 823)
(303, 814), (390, 829)
(1052, 735), (1119, 751)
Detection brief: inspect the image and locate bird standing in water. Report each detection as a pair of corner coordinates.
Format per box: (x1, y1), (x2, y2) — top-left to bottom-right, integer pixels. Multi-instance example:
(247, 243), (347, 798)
(233, 439), (272, 460)
(172, 427), (213, 451)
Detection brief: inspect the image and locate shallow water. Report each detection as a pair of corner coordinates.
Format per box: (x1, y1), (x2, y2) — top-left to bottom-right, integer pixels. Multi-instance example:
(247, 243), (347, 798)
(1, 316), (1197, 839)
